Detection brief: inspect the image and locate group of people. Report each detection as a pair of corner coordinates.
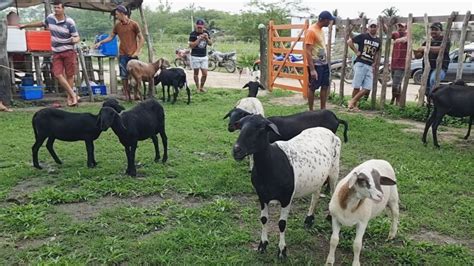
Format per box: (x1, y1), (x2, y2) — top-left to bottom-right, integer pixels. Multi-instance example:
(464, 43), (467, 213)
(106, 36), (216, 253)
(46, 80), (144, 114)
(304, 11), (450, 111)
(3, 0), (212, 106)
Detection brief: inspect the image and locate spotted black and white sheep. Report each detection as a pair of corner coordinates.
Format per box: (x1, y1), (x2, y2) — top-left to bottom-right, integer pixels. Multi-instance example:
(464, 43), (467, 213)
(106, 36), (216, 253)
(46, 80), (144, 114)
(232, 115), (341, 259)
(325, 159), (399, 266)
(32, 99), (125, 169)
(242, 81), (265, 97)
(223, 97), (265, 124)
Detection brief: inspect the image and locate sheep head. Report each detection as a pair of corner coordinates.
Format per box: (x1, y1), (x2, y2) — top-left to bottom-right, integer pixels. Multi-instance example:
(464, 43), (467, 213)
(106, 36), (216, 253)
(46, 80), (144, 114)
(347, 169), (396, 202)
(152, 58), (170, 72)
(97, 107), (124, 131)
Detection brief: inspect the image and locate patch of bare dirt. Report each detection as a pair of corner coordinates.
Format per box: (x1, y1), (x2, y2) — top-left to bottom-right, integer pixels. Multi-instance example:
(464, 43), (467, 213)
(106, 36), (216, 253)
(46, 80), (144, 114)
(14, 236), (58, 250)
(269, 93), (307, 106)
(410, 229), (474, 250)
(5, 178), (53, 205)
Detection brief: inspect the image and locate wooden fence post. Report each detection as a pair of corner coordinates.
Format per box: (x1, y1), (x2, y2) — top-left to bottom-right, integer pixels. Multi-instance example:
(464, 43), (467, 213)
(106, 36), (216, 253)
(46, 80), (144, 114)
(371, 16), (383, 109)
(339, 18), (351, 102)
(400, 13), (413, 107)
(433, 12), (457, 89)
(417, 14), (431, 106)
(456, 11), (470, 80)
(0, 19), (12, 105)
(139, 5), (154, 63)
(267, 20), (273, 91)
(77, 47), (94, 102)
(380, 17), (392, 108)
(258, 23), (268, 89)
(327, 20), (333, 91)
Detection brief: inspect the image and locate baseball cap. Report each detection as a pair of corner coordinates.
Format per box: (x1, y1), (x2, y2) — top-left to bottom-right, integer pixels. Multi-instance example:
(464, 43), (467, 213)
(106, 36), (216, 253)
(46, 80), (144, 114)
(430, 22), (443, 31)
(196, 19), (205, 27)
(319, 11), (336, 21)
(397, 22), (407, 27)
(115, 5), (128, 14)
(367, 19), (378, 28)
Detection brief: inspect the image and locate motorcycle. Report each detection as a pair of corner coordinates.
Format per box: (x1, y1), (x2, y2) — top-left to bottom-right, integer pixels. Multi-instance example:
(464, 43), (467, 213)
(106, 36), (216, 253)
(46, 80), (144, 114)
(174, 48), (191, 69)
(208, 49), (237, 73)
(253, 54), (304, 73)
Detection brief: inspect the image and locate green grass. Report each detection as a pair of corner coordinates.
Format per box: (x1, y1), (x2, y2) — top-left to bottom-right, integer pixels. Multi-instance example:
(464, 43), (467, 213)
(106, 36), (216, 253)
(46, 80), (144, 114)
(0, 89), (473, 264)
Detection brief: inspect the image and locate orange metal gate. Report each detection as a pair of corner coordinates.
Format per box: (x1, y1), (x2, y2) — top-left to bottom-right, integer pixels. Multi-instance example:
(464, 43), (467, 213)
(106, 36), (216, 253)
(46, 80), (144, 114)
(267, 20), (309, 98)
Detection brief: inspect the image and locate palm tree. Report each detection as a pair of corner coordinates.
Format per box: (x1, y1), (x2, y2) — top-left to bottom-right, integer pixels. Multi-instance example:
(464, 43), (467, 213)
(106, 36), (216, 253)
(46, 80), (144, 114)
(382, 7), (399, 17)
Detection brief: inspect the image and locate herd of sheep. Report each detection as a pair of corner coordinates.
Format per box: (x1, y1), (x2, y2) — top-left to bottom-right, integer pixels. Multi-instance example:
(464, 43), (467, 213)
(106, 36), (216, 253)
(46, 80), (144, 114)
(28, 67), (473, 264)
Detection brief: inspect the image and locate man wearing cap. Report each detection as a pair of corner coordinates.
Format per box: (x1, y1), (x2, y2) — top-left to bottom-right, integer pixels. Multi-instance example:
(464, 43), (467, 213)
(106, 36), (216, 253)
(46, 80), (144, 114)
(304, 11), (335, 110)
(390, 23), (408, 105)
(95, 5), (144, 101)
(21, 1), (81, 107)
(347, 19), (381, 110)
(189, 19), (212, 92)
(417, 22), (451, 95)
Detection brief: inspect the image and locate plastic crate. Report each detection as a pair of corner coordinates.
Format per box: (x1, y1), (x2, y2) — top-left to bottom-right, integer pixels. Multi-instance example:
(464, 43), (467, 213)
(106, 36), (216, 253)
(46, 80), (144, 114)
(80, 85), (107, 96)
(7, 26), (27, 52)
(96, 34), (118, 56)
(26, 31), (52, 52)
(20, 85), (44, 100)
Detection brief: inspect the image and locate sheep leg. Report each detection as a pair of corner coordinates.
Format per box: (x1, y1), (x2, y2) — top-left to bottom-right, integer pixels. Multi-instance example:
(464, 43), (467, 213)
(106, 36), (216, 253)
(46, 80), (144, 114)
(387, 197), (399, 240)
(161, 84), (166, 101)
(304, 192), (319, 228)
(32, 136), (47, 169)
(464, 115), (473, 140)
(257, 202), (269, 253)
(46, 137), (62, 165)
(186, 85), (191, 105)
(160, 130), (168, 163)
(172, 85), (178, 104)
(85, 140), (97, 168)
(352, 222), (368, 266)
(151, 135), (161, 162)
(277, 203), (291, 259)
(127, 142), (138, 176)
(325, 217), (341, 265)
(422, 110), (436, 144)
(148, 79), (154, 99)
(431, 112), (446, 148)
(167, 85), (171, 102)
(142, 80), (147, 99)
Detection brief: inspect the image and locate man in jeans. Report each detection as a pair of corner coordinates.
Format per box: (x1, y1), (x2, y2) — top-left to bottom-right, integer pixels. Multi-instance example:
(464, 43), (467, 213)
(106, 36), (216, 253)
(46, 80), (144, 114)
(347, 19), (381, 110)
(21, 1), (80, 106)
(417, 22), (451, 96)
(95, 5), (144, 101)
(390, 23), (407, 105)
(304, 11), (335, 110)
(189, 19), (212, 92)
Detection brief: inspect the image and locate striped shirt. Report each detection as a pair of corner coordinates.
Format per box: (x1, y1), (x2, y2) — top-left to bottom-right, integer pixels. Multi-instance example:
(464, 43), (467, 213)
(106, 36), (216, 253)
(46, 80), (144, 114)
(44, 14), (79, 53)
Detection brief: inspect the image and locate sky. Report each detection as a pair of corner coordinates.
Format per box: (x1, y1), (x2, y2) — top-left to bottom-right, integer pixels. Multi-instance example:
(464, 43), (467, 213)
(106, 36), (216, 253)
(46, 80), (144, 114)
(143, 0), (473, 19)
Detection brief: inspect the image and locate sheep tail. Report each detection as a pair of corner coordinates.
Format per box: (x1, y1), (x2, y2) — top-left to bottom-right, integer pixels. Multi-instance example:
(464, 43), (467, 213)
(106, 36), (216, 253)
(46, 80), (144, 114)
(338, 119), (349, 143)
(32, 113), (39, 139)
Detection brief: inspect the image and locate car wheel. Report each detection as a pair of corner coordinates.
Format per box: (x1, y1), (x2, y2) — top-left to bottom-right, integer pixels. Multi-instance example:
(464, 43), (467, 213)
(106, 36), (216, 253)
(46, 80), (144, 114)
(413, 69), (423, 85)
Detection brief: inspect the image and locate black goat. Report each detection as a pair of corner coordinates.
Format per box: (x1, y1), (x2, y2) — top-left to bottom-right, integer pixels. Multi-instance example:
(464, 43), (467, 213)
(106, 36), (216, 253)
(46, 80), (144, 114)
(243, 81), (265, 97)
(32, 99), (125, 169)
(153, 67), (190, 104)
(98, 99), (168, 176)
(225, 109), (349, 143)
(422, 80), (474, 147)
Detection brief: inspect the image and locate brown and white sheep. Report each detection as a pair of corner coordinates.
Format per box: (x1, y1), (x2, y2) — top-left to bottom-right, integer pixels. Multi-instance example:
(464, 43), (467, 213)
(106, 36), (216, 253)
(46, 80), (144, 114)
(127, 58), (170, 101)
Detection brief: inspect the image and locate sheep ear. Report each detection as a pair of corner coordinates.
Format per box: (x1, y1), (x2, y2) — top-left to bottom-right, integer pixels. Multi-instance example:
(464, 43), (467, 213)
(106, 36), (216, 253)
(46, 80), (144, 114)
(242, 82), (249, 89)
(223, 109), (233, 119)
(259, 84), (266, 90)
(348, 172), (358, 189)
(380, 176), (396, 186)
(265, 121), (281, 136)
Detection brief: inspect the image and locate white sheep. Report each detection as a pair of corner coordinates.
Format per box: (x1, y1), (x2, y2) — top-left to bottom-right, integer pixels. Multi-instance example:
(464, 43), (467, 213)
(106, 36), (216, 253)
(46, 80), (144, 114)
(232, 115), (341, 259)
(325, 159), (399, 266)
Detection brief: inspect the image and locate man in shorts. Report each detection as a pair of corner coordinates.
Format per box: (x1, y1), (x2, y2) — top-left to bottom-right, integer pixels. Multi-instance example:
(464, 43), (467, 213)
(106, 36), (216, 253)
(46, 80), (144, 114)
(189, 19), (212, 92)
(304, 10), (335, 110)
(347, 19), (381, 110)
(95, 5), (144, 101)
(21, 1), (80, 106)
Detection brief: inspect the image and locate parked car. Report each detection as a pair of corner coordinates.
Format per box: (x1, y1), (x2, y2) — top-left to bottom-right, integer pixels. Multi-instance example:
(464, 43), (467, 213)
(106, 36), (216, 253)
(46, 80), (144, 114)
(410, 43), (474, 84)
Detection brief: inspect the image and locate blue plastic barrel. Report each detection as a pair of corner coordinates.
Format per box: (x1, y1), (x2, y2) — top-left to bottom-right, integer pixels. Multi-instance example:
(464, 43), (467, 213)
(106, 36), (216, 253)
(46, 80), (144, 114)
(96, 34), (118, 56)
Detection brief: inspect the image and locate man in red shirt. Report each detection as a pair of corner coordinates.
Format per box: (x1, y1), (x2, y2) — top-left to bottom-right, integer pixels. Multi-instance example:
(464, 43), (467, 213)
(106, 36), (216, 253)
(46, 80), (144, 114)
(390, 23), (407, 105)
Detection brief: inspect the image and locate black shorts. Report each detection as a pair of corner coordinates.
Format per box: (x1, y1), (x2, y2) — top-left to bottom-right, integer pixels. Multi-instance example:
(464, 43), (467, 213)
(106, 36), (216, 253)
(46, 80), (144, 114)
(308, 64), (330, 91)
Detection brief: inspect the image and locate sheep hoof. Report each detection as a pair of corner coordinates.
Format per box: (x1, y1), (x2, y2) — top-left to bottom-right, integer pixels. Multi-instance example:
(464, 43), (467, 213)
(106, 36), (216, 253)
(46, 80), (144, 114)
(126, 169), (137, 177)
(162, 156), (168, 163)
(55, 160), (63, 165)
(33, 164), (43, 170)
(257, 241), (268, 253)
(154, 157), (160, 163)
(278, 247), (287, 259)
(87, 162), (96, 168)
(304, 215), (315, 228)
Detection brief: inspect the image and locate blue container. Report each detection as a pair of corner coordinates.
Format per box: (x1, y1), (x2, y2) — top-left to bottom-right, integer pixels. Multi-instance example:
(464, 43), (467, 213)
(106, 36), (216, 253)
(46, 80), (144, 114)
(20, 85), (44, 100)
(21, 74), (34, 86)
(81, 85), (107, 96)
(96, 34), (118, 56)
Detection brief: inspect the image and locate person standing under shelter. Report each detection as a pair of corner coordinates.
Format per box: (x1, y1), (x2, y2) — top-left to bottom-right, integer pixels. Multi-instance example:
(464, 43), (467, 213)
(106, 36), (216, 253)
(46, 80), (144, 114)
(416, 22), (451, 96)
(95, 5), (144, 101)
(347, 19), (381, 110)
(304, 10), (335, 110)
(390, 23), (407, 106)
(21, 0), (80, 106)
(189, 19), (212, 92)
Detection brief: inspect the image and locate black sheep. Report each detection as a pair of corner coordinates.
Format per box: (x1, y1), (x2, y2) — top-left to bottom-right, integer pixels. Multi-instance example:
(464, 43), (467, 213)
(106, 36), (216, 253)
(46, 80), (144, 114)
(32, 99), (125, 169)
(98, 99), (168, 176)
(153, 67), (190, 104)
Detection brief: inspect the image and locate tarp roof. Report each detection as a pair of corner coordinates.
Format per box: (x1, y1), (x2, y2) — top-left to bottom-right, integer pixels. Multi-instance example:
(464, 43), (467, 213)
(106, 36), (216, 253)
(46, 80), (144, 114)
(11, 0), (143, 12)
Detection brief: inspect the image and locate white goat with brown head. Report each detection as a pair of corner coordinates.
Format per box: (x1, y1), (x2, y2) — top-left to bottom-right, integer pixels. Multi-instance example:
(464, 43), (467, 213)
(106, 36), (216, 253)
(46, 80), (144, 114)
(325, 159), (399, 266)
(127, 58), (170, 100)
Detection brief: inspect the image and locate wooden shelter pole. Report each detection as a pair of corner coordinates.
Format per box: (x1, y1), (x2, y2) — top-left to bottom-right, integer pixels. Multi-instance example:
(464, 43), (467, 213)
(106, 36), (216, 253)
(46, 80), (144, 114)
(0, 19), (12, 105)
(417, 14), (431, 106)
(456, 10), (470, 80)
(139, 5), (153, 63)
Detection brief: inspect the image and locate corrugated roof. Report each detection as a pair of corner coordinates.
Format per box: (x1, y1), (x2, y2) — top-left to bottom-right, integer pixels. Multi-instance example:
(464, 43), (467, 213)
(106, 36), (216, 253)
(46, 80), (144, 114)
(12, 0), (142, 12)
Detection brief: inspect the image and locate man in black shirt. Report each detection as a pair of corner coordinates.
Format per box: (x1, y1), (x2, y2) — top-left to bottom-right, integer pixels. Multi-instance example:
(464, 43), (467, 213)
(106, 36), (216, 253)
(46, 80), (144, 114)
(417, 22), (451, 95)
(189, 19), (212, 92)
(347, 19), (381, 110)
